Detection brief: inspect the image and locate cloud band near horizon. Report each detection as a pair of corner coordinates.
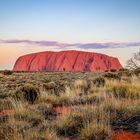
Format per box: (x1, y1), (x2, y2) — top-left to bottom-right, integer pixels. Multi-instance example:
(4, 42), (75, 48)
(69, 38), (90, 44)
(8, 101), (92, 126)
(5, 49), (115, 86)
(0, 39), (140, 49)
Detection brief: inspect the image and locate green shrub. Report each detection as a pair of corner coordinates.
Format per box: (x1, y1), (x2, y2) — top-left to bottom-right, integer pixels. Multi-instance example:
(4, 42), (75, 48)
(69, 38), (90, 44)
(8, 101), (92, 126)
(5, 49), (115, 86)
(2, 70), (13, 75)
(119, 68), (128, 72)
(92, 77), (105, 87)
(15, 84), (40, 104)
(54, 81), (66, 95)
(104, 72), (121, 80)
(43, 81), (66, 95)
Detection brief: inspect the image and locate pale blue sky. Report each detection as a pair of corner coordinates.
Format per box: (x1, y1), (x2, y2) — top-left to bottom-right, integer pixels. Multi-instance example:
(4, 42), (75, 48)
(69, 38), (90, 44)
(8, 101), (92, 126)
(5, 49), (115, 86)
(0, 0), (140, 69)
(0, 0), (140, 42)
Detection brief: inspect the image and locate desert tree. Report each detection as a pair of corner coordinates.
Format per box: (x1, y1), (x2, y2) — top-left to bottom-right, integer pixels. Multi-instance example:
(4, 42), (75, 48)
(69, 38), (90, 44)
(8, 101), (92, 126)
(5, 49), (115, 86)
(126, 50), (140, 70)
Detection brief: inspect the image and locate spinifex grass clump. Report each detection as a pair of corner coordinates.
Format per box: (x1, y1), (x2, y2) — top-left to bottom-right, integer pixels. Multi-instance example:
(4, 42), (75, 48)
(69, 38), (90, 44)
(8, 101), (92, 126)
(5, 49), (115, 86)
(0, 99), (13, 112)
(101, 99), (140, 131)
(43, 81), (56, 90)
(108, 83), (140, 100)
(56, 112), (85, 137)
(0, 124), (62, 140)
(43, 81), (56, 95)
(9, 98), (45, 125)
(73, 79), (89, 94)
(14, 84), (40, 104)
(80, 122), (111, 140)
(36, 103), (55, 119)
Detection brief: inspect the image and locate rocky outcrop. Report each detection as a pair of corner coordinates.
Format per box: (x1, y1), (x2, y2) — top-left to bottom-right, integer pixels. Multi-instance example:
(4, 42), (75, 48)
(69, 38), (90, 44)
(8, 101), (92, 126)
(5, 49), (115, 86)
(13, 50), (122, 72)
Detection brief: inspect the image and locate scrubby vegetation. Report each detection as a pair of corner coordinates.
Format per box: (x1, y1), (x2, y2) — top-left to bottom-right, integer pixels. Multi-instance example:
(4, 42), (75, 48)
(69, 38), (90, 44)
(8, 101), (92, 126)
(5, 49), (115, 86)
(0, 71), (140, 140)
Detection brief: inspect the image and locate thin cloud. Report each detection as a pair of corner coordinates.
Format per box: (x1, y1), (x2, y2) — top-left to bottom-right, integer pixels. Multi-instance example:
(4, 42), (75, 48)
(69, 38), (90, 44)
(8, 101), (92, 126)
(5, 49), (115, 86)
(0, 39), (79, 49)
(0, 39), (140, 49)
(78, 42), (140, 49)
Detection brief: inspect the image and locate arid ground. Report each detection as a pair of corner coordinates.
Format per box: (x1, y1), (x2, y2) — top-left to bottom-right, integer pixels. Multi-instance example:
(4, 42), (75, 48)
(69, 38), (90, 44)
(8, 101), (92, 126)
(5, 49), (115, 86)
(0, 70), (140, 140)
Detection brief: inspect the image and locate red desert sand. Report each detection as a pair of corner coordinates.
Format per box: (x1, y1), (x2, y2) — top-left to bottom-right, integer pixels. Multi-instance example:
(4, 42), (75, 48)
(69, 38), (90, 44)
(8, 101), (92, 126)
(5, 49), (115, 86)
(112, 131), (140, 140)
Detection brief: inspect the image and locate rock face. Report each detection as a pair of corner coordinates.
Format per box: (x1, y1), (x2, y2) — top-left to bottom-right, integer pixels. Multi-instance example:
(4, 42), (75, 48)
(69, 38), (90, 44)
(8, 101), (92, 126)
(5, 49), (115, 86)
(13, 50), (122, 72)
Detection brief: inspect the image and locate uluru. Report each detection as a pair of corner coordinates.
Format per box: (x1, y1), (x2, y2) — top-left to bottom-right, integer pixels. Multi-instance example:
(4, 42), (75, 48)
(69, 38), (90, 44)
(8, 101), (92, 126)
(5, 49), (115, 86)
(13, 50), (122, 72)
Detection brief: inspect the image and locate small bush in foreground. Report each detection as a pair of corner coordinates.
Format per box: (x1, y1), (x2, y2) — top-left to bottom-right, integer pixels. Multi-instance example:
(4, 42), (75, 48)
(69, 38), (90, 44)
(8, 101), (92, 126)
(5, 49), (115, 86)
(15, 84), (40, 104)
(108, 84), (140, 100)
(102, 99), (140, 130)
(56, 112), (84, 137)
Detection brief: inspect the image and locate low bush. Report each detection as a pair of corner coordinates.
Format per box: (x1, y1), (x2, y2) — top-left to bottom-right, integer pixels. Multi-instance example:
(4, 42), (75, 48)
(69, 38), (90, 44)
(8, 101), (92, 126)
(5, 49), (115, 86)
(37, 103), (55, 119)
(104, 72), (121, 80)
(15, 84), (40, 104)
(43, 81), (66, 95)
(56, 112), (84, 137)
(92, 77), (105, 87)
(43, 82), (55, 90)
(102, 99), (140, 130)
(2, 70), (13, 75)
(119, 68), (129, 72)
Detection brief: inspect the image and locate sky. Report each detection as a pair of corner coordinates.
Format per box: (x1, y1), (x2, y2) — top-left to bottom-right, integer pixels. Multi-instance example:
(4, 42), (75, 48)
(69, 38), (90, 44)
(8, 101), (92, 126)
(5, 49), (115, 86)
(0, 0), (140, 70)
